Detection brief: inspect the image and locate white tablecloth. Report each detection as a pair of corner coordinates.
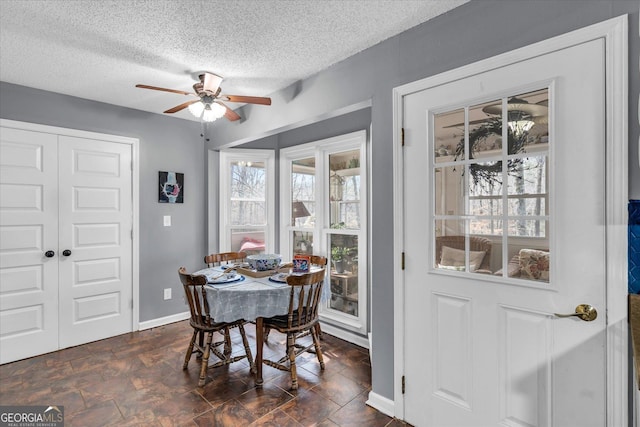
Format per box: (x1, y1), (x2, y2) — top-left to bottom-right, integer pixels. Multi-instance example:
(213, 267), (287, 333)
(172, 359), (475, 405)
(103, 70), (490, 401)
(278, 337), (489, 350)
(193, 267), (327, 323)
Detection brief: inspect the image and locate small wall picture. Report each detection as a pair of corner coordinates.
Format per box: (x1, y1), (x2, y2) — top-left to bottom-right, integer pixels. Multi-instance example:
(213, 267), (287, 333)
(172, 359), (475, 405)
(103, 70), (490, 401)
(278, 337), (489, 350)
(159, 171), (184, 203)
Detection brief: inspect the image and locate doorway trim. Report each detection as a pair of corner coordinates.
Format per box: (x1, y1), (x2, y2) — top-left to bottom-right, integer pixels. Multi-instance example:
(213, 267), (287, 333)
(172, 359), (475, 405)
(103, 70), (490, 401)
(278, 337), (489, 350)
(0, 118), (140, 331)
(392, 15), (628, 424)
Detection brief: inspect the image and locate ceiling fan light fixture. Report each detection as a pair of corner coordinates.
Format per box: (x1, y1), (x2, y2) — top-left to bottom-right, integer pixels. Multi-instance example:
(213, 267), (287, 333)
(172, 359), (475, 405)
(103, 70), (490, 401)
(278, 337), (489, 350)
(188, 100), (205, 118)
(507, 119), (535, 135)
(210, 102), (226, 118)
(506, 109), (535, 136)
(202, 102), (226, 122)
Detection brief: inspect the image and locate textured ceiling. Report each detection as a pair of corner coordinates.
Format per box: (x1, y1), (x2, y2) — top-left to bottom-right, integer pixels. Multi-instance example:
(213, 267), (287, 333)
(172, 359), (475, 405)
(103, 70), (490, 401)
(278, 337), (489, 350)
(0, 0), (468, 122)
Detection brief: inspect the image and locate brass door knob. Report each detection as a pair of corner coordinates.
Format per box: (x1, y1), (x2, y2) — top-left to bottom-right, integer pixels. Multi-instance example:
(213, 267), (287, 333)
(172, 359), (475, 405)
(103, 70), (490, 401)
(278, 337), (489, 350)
(554, 304), (597, 322)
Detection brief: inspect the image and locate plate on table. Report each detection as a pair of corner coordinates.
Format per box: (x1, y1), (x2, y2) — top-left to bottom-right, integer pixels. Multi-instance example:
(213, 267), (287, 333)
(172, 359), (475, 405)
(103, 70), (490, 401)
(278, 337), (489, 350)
(208, 273), (245, 285)
(269, 272), (289, 283)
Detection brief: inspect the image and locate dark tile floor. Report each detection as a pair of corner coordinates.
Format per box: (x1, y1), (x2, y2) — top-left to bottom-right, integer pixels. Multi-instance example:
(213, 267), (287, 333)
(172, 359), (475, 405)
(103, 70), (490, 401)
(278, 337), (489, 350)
(0, 321), (408, 426)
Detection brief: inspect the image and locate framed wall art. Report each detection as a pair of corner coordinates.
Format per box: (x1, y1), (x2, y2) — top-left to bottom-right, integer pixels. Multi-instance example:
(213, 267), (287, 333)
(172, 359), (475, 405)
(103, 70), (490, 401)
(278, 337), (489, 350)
(159, 171), (184, 203)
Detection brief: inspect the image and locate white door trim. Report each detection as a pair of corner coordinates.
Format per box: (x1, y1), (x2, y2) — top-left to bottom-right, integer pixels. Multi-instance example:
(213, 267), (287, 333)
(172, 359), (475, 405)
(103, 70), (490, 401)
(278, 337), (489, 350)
(391, 15), (628, 424)
(0, 118), (140, 331)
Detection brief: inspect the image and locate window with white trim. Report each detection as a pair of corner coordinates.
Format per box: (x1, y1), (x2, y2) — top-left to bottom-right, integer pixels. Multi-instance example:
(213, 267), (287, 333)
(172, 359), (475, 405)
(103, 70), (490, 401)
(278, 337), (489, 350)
(280, 130), (367, 335)
(219, 149), (275, 255)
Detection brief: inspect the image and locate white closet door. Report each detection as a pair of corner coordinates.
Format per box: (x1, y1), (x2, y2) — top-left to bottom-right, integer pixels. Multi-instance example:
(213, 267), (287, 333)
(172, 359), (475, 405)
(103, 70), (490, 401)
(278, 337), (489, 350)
(58, 136), (133, 347)
(0, 127), (59, 363)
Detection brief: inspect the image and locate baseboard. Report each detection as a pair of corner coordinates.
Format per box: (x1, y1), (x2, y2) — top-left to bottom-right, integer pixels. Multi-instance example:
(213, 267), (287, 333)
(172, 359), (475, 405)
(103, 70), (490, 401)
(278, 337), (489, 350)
(138, 311), (190, 330)
(319, 322), (369, 348)
(366, 390), (395, 418)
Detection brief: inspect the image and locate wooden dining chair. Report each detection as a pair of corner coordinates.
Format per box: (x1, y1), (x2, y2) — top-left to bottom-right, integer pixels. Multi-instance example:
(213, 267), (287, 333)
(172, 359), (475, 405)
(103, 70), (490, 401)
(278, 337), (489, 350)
(178, 267), (254, 387)
(204, 251), (247, 268)
(261, 268), (326, 390)
(265, 255), (328, 342)
(202, 251), (249, 349)
(307, 255), (327, 339)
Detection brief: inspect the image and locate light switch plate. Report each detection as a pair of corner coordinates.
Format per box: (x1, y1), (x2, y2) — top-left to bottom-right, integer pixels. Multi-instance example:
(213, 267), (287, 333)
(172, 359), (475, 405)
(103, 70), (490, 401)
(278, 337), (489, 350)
(163, 215), (171, 227)
(164, 288), (171, 300)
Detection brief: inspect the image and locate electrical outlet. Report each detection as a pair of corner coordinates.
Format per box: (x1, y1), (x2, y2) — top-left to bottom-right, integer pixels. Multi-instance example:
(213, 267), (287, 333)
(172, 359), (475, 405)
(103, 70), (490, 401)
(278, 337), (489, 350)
(164, 288), (171, 300)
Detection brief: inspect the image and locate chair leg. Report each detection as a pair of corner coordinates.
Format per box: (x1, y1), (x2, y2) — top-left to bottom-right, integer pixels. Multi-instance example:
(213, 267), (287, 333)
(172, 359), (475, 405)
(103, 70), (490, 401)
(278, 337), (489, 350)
(197, 330), (204, 359)
(184, 329), (198, 369)
(315, 323), (323, 340)
(238, 323), (255, 373)
(311, 326), (325, 370)
(264, 326), (271, 342)
(223, 327), (232, 355)
(198, 331), (214, 387)
(287, 333), (298, 390)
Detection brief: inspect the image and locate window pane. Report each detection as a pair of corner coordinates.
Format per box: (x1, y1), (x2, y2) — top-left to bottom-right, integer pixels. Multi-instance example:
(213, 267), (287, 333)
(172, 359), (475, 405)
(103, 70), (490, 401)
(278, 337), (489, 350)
(470, 99), (502, 160)
(292, 158), (315, 227)
(329, 150), (360, 229)
(507, 89), (549, 154)
(230, 201), (266, 225)
(507, 197), (546, 216)
(231, 161), (266, 226)
(507, 156), (547, 196)
(436, 226), (491, 273)
(435, 165), (464, 216)
(469, 197), (503, 216)
(470, 218), (503, 236)
(434, 108), (463, 163)
(329, 234), (359, 316)
(508, 219), (547, 238)
(230, 229), (265, 254)
(292, 231), (314, 257)
(468, 161), (503, 197)
(504, 243), (550, 282)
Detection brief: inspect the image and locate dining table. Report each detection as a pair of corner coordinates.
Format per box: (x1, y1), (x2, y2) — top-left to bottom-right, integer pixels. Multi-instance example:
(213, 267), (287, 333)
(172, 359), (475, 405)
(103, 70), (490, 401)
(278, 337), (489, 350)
(193, 264), (326, 387)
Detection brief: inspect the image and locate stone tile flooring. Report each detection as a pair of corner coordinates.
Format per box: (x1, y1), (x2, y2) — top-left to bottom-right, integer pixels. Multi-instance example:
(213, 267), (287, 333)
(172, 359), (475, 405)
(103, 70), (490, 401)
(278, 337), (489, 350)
(0, 321), (409, 426)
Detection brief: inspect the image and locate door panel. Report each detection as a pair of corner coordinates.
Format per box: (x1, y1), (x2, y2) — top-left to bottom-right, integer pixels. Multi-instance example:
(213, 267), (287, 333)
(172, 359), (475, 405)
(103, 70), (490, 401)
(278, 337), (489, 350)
(0, 128), (59, 363)
(404, 39), (605, 426)
(58, 136), (132, 347)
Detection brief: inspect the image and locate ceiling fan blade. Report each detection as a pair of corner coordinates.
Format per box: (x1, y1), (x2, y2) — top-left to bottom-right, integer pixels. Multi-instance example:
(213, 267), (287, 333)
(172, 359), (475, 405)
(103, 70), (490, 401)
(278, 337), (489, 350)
(202, 73), (223, 93)
(216, 101), (241, 121)
(164, 99), (200, 114)
(221, 95), (272, 105)
(136, 84), (195, 96)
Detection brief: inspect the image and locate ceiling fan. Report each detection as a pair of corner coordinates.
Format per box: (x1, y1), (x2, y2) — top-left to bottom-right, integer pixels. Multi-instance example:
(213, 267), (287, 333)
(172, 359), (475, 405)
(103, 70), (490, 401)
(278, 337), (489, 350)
(136, 72), (271, 122)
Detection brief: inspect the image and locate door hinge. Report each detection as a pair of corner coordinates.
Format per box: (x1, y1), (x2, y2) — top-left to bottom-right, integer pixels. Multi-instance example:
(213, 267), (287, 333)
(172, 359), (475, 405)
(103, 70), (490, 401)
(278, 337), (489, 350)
(401, 252), (405, 270)
(401, 128), (405, 147)
(402, 375), (405, 394)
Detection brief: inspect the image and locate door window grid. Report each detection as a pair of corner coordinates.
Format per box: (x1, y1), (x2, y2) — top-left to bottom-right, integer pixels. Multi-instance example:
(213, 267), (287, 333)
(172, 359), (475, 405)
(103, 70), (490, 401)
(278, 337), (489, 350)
(433, 88), (550, 281)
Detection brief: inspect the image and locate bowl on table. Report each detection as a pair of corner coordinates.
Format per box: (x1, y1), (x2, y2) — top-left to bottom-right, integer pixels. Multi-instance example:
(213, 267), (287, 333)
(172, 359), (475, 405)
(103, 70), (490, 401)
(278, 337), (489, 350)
(247, 254), (282, 271)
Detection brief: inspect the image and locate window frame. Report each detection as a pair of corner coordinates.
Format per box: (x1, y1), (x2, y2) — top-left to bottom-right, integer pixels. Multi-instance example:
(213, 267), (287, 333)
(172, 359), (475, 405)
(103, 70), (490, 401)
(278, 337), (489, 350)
(219, 149), (275, 254)
(280, 130), (368, 335)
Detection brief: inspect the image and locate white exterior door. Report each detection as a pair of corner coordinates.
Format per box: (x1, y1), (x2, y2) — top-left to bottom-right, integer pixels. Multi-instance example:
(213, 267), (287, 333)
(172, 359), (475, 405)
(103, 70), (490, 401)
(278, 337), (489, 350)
(0, 125), (133, 363)
(403, 39), (607, 426)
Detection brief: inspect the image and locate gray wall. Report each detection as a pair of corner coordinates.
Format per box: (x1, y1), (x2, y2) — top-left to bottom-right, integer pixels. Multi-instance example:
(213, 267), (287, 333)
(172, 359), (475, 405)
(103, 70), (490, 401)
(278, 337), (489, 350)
(205, 0), (640, 401)
(0, 81), (206, 322)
